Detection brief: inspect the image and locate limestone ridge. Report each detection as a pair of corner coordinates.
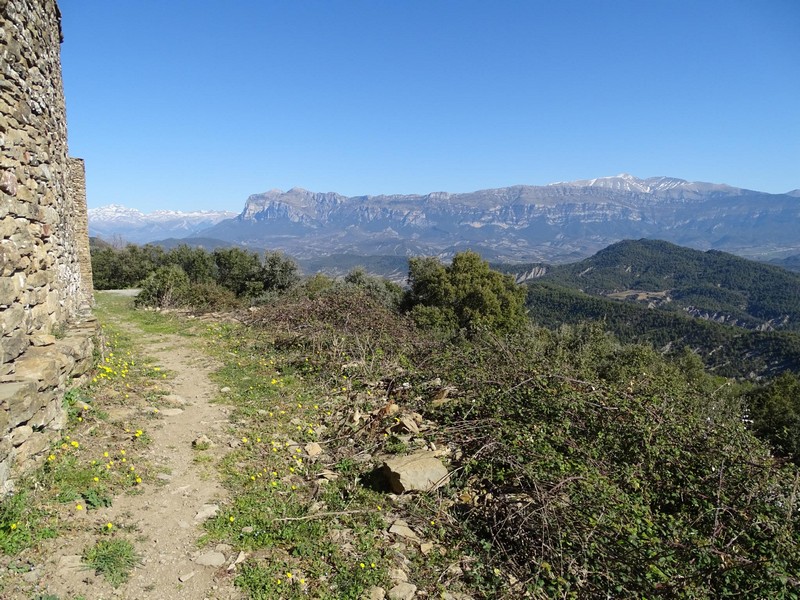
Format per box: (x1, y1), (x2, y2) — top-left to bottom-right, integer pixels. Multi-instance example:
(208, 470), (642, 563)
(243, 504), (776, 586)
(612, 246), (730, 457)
(191, 175), (800, 262)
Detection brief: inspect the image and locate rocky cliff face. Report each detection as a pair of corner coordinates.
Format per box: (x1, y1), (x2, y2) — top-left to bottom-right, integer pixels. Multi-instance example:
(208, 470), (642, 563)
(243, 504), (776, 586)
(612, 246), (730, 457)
(194, 175), (800, 262)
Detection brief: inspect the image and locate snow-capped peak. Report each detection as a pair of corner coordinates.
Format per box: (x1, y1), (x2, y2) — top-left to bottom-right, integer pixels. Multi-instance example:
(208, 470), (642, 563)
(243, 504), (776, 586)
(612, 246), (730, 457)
(89, 205), (236, 223)
(549, 174), (693, 194)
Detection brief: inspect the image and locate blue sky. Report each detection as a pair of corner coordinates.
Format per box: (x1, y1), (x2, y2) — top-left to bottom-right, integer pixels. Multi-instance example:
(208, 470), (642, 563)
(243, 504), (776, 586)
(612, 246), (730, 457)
(59, 0), (800, 212)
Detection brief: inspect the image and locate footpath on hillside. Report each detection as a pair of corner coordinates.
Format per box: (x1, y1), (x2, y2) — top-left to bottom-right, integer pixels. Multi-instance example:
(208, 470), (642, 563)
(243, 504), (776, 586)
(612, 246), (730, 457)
(2, 291), (482, 600)
(2, 293), (243, 600)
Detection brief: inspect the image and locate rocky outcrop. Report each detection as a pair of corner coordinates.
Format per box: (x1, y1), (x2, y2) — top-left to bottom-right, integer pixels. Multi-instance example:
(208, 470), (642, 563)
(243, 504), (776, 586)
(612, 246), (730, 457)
(1, 0), (96, 492)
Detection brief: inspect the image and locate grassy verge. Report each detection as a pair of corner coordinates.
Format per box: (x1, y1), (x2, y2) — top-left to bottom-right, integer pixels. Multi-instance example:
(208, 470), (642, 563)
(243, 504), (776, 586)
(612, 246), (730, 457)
(0, 293), (181, 593)
(197, 294), (480, 599)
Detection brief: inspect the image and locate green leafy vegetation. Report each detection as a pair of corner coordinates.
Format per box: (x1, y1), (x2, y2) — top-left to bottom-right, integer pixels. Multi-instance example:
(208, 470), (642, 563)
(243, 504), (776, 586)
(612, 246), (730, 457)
(82, 538), (140, 587)
(525, 280), (800, 378)
(91, 243), (299, 308)
(0, 298), (163, 589)
(80, 242), (800, 597)
(403, 250), (527, 334)
(745, 372), (800, 463)
(526, 280), (800, 378)
(191, 252), (800, 598)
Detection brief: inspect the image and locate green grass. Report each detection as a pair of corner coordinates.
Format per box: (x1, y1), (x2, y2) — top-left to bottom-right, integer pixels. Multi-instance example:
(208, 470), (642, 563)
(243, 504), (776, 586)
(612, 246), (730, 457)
(0, 488), (58, 555)
(0, 291), (167, 593)
(82, 538), (140, 587)
(94, 292), (191, 336)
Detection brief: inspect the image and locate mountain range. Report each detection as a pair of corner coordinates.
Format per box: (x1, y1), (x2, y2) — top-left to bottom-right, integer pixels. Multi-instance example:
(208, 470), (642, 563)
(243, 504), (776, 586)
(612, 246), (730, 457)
(87, 205), (236, 245)
(88, 174), (800, 263)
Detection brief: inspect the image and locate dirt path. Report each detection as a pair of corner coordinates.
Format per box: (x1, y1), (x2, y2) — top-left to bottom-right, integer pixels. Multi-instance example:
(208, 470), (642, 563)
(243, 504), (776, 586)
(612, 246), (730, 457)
(38, 312), (244, 600)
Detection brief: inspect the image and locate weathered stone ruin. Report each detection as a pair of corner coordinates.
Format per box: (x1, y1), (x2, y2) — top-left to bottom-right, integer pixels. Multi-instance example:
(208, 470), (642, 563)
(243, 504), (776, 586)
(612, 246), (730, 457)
(1, 0), (96, 492)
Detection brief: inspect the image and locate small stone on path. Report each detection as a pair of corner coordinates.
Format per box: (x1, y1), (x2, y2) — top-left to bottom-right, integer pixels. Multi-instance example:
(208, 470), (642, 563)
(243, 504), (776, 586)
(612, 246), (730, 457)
(227, 551), (247, 571)
(179, 571), (196, 583)
(160, 408), (184, 417)
(193, 434), (214, 448)
(163, 393), (186, 405)
(196, 551), (226, 567)
(194, 503), (219, 522)
(220, 386), (231, 393)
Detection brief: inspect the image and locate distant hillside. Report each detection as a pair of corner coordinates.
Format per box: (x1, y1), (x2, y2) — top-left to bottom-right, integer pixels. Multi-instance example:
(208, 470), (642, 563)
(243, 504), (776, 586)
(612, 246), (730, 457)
(148, 237), (250, 252)
(525, 281), (800, 379)
(89, 236), (113, 250)
(769, 254), (800, 273)
(537, 239), (800, 332)
(297, 254), (409, 281)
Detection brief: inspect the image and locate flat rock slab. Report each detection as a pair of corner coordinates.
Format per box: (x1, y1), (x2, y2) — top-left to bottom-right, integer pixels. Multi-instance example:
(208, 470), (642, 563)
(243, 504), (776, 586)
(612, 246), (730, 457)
(382, 452), (449, 493)
(388, 520), (420, 542)
(162, 394), (186, 405)
(366, 586), (386, 600)
(195, 551), (227, 567)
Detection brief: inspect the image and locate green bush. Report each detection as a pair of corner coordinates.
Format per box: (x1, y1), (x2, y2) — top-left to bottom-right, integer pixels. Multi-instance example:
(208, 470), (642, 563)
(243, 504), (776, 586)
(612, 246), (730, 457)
(134, 265), (190, 309)
(403, 251), (527, 334)
(182, 282), (241, 312)
(343, 267), (403, 309)
(746, 372), (800, 462)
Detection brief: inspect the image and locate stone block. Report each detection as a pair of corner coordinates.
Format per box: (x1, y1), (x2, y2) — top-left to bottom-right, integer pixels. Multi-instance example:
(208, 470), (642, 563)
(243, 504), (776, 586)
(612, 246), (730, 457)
(0, 243), (21, 276)
(0, 168), (17, 196)
(25, 269), (51, 288)
(0, 403), (8, 433)
(31, 333), (55, 346)
(0, 302), (25, 333)
(56, 335), (94, 375)
(382, 452), (450, 493)
(0, 459), (10, 491)
(0, 379), (39, 428)
(0, 274), (19, 304)
(1, 330), (28, 363)
(0, 215), (20, 238)
(10, 424), (32, 447)
(13, 354), (58, 390)
(0, 437), (12, 463)
(14, 431), (51, 466)
(29, 302), (50, 330)
(29, 396), (65, 430)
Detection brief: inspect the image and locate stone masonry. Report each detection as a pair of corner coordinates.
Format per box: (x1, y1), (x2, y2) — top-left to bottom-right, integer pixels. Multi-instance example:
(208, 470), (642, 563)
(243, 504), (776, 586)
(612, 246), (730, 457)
(1, 0), (97, 492)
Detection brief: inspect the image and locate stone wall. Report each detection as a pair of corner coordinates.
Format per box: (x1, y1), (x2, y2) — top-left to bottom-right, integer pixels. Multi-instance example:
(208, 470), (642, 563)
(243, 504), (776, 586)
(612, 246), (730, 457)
(67, 157), (93, 302)
(1, 0), (97, 492)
